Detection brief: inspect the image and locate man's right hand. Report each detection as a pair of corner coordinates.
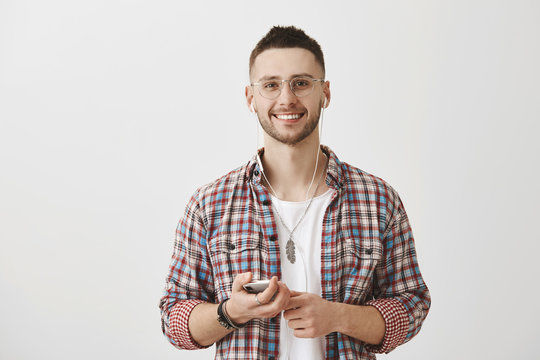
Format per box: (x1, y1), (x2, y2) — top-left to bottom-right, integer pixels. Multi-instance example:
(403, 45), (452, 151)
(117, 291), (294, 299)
(226, 272), (291, 325)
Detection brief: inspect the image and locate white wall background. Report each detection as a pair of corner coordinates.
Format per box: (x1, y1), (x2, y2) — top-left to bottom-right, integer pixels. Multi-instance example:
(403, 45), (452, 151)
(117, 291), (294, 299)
(1, 0), (539, 359)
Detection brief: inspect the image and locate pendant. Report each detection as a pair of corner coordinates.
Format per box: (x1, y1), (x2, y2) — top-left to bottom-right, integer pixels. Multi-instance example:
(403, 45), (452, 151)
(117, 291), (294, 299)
(286, 238), (296, 264)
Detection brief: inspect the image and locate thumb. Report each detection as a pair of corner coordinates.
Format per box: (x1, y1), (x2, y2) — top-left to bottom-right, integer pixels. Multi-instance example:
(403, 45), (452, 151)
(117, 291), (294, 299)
(232, 272), (252, 292)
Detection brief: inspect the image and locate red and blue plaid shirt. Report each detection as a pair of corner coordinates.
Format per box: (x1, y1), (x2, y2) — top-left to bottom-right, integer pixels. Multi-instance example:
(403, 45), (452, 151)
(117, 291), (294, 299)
(159, 146), (430, 359)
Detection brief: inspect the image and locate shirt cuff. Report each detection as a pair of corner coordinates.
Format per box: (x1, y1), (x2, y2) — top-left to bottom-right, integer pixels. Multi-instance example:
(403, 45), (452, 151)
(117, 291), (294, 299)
(169, 299), (209, 350)
(365, 298), (408, 353)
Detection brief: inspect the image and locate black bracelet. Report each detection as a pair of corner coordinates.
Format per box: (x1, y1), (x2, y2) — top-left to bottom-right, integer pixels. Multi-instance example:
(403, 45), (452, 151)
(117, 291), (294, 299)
(217, 299), (248, 330)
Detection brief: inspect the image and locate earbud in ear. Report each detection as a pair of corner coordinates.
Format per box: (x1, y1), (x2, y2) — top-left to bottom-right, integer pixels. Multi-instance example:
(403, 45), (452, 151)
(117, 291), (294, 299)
(322, 98), (327, 109)
(250, 103), (256, 112)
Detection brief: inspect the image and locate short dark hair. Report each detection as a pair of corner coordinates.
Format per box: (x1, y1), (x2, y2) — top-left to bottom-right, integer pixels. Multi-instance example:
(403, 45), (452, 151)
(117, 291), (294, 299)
(249, 26), (325, 76)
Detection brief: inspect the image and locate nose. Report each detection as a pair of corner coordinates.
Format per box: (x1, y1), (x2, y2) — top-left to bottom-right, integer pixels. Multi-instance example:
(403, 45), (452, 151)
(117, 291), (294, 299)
(277, 80), (297, 106)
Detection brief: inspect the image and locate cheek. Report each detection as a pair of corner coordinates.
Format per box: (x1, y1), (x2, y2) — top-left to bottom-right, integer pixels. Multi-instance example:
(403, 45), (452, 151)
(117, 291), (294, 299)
(258, 103), (273, 116)
(305, 100), (321, 113)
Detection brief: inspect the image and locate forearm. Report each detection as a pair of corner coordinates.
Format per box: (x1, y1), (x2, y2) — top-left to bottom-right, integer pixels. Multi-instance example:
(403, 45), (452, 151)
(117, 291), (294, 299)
(188, 302), (235, 347)
(188, 275), (291, 347)
(332, 302), (385, 345)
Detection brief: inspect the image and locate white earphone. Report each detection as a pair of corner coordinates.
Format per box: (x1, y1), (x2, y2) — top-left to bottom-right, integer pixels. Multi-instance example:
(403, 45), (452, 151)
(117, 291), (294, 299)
(322, 97), (327, 109)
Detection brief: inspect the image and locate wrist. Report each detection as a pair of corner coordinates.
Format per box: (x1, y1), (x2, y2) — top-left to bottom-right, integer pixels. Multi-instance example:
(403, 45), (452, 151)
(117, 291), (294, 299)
(224, 298), (251, 325)
(333, 303), (386, 345)
(332, 302), (373, 334)
(330, 301), (346, 333)
(217, 299), (249, 330)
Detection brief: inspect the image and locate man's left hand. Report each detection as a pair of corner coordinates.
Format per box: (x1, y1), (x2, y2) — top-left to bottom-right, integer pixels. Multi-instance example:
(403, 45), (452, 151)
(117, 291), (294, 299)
(283, 290), (337, 338)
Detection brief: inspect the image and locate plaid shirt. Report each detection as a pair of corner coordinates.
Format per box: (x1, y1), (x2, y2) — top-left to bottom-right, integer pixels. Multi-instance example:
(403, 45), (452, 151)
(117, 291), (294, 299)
(159, 146), (430, 359)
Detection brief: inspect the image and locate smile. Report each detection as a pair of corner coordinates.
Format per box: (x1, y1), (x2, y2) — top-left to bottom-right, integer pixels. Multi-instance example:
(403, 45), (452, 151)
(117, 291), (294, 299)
(274, 113), (303, 120)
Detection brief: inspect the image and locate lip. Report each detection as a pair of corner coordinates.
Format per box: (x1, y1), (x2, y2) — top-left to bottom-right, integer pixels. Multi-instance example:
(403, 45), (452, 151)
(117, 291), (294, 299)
(272, 112), (305, 123)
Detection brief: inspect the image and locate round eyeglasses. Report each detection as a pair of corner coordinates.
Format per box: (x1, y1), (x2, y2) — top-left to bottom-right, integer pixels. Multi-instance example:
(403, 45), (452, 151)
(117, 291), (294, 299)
(250, 76), (325, 100)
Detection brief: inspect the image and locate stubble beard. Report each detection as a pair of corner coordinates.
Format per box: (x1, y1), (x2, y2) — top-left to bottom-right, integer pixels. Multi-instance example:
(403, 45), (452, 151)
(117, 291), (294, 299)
(258, 109), (321, 146)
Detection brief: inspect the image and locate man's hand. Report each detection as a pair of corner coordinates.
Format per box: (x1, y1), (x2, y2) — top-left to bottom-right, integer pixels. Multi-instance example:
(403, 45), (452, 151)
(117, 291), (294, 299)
(283, 290), (337, 338)
(226, 272), (291, 325)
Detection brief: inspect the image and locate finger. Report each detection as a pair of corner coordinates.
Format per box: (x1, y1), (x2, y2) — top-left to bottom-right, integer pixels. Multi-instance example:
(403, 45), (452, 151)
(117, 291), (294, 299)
(284, 294), (303, 310)
(287, 318), (306, 331)
(293, 328), (311, 338)
(279, 283), (297, 310)
(256, 276), (278, 304)
(267, 282), (290, 310)
(283, 308), (301, 320)
(279, 282), (292, 297)
(232, 272), (252, 292)
(254, 282), (289, 318)
(290, 289), (303, 297)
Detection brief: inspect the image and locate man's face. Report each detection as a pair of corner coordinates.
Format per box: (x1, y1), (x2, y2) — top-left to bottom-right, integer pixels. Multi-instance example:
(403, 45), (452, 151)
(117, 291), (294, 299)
(247, 48), (330, 146)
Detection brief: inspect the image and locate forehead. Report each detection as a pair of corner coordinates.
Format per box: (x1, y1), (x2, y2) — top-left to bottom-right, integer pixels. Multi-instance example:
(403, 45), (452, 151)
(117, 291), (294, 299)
(250, 48), (323, 81)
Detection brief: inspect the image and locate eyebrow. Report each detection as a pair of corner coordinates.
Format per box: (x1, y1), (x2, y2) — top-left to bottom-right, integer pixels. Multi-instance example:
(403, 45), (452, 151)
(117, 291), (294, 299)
(257, 73), (315, 82)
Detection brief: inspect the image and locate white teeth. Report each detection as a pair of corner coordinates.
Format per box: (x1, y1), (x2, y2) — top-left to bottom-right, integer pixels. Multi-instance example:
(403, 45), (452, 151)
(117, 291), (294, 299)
(275, 114), (301, 120)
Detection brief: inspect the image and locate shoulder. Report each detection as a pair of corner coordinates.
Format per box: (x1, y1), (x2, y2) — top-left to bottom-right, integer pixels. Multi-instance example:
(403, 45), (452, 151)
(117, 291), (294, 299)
(324, 145), (402, 207)
(337, 161), (407, 232)
(183, 161), (253, 237)
(339, 161), (401, 204)
(190, 162), (251, 208)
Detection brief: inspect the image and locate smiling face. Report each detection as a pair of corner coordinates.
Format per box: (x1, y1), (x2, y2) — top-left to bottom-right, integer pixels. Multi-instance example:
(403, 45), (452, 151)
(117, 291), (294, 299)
(247, 48), (330, 146)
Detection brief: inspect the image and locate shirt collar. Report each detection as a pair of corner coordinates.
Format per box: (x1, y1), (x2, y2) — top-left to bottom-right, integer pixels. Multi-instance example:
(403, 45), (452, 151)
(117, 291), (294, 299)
(247, 145), (344, 190)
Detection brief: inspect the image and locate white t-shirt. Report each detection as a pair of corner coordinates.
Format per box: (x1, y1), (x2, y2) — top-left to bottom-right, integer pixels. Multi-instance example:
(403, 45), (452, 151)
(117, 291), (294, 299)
(270, 189), (335, 360)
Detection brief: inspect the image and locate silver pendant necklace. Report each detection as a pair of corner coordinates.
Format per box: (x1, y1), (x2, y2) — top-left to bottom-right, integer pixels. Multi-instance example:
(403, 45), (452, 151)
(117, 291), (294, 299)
(259, 156), (328, 264)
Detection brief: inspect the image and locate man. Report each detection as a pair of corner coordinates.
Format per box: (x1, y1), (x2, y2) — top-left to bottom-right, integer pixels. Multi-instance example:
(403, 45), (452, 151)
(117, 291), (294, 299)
(159, 26), (430, 359)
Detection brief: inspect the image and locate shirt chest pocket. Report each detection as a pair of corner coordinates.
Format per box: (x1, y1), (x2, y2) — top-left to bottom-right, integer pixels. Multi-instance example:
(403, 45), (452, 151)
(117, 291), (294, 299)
(338, 237), (383, 303)
(208, 234), (262, 302)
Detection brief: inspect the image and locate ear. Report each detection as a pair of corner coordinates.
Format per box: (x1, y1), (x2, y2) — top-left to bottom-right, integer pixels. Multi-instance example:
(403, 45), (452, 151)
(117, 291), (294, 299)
(245, 86), (256, 112)
(322, 81), (331, 109)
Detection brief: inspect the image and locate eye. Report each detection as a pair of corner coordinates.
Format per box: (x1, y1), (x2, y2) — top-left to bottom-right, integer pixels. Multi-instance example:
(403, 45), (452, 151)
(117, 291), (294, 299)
(293, 78), (312, 88)
(263, 81), (280, 90)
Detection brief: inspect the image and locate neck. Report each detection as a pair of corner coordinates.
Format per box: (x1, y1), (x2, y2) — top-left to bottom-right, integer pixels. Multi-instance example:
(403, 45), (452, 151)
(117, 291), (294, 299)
(260, 131), (328, 202)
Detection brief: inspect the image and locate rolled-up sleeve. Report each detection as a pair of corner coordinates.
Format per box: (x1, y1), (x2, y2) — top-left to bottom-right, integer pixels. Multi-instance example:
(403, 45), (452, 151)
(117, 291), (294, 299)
(367, 189), (431, 354)
(165, 300), (208, 349)
(159, 190), (215, 349)
(365, 298), (408, 353)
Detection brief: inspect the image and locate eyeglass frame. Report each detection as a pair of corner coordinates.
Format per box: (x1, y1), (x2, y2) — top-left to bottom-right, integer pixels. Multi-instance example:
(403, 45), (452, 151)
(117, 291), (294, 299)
(250, 76), (326, 99)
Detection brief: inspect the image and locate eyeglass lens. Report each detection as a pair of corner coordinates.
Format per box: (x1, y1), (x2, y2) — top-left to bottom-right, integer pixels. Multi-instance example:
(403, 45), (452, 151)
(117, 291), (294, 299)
(258, 77), (315, 99)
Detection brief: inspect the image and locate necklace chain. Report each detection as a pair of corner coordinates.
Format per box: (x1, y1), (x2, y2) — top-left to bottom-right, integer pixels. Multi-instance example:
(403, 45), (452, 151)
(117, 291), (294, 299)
(259, 156), (328, 264)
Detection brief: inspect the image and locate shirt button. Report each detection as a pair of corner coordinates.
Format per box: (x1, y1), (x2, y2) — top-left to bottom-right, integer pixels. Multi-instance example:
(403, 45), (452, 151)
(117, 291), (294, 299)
(269, 235), (277, 242)
(365, 248), (373, 255)
(254, 169), (260, 176)
(262, 199), (271, 206)
(271, 316), (278, 324)
(228, 243), (236, 250)
(269, 357), (275, 360)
